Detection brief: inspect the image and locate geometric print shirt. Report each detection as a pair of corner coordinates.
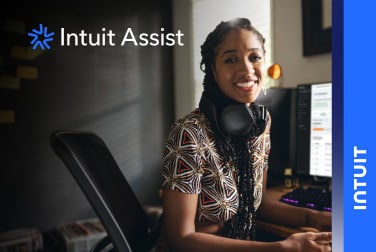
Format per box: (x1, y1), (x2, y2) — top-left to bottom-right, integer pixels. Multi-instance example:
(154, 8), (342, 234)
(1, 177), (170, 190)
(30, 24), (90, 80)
(162, 108), (271, 224)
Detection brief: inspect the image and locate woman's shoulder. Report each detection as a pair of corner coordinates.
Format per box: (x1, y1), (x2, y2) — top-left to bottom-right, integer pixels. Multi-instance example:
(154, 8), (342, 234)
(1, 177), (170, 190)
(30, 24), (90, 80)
(165, 108), (215, 144)
(171, 108), (209, 131)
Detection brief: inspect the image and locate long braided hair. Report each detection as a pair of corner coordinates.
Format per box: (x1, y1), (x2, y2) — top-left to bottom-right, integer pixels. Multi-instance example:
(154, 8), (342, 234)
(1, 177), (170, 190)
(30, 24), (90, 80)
(199, 18), (266, 240)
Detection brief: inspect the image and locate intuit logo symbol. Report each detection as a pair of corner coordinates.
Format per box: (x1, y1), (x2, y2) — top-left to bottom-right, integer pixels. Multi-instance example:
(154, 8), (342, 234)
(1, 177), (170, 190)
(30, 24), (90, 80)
(28, 24), (55, 50)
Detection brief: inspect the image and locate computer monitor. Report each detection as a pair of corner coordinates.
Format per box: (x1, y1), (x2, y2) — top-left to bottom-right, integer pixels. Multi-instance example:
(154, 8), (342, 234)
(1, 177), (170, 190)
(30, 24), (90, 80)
(295, 82), (332, 179)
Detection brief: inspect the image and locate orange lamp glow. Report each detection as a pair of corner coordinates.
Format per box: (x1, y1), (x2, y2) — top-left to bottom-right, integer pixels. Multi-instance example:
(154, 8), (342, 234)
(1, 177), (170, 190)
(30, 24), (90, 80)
(268, 63), (282, 80)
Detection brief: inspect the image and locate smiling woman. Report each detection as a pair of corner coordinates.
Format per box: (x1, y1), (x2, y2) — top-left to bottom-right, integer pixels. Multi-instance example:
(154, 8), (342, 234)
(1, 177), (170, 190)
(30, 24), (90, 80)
(211, 29), (265, 105)
(158, 18), (332, 252)
(172, 0), (273, 120)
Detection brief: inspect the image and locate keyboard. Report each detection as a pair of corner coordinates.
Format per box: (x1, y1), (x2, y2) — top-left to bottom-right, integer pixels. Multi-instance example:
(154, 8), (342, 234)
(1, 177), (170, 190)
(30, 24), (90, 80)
(280, 186), (332, 212)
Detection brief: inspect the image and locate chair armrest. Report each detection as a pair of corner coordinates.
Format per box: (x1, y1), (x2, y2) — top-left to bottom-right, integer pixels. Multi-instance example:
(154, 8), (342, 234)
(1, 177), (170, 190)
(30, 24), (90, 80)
(90, 207), (162, 252)
(143, 205), (163, 230)
(90, 235), (114, 252)
(143, 205), (163, 251)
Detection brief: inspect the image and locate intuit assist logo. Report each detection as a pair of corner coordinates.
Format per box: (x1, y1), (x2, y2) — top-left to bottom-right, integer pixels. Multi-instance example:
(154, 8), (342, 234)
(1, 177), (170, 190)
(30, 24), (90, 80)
(28, 24), (55, 50)
(27, 24), (184, 50)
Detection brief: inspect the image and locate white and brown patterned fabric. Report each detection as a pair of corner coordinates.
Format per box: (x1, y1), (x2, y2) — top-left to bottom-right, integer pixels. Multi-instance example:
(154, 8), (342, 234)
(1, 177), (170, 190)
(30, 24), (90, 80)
(162, 108), (271, 224)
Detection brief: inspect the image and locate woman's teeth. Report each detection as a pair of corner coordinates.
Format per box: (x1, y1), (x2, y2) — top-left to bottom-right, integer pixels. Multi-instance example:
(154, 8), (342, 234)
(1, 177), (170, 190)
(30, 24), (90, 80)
(235, 81), (257, 88)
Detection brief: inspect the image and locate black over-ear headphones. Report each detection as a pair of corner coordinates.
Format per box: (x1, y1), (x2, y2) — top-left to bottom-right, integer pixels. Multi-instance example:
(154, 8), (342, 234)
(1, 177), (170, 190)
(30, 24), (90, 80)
(220, 103), (267, 136)
(199, 85), (267, 137)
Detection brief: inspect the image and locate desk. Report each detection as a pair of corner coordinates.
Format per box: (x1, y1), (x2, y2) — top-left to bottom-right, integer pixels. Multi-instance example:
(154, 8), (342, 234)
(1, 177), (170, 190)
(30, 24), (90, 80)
(256, 185), (319, 239)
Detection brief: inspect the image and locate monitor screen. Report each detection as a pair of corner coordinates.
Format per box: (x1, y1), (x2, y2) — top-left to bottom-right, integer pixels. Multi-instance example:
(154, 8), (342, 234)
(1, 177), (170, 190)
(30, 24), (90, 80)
(296, 82), (332, 178)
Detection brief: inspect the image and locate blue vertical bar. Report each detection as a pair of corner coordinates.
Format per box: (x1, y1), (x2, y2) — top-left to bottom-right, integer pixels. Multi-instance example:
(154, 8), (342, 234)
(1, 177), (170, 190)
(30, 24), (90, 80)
(332, 0), (343, 251)
(344, 0), (375, 251)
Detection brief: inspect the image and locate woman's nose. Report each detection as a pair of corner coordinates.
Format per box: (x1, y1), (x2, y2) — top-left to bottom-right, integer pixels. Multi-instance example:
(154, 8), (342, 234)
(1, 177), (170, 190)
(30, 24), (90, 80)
(239, 59), (255, 75)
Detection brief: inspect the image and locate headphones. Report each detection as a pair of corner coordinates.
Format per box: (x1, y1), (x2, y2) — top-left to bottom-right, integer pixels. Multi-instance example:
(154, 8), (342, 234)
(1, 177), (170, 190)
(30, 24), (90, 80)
(221, 103), (267, 136)
(199, 85), (267, 137)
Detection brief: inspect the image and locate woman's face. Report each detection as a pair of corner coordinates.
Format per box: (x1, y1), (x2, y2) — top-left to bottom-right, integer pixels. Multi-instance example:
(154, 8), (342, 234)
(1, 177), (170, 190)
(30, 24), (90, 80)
(212, 29), (265, 105)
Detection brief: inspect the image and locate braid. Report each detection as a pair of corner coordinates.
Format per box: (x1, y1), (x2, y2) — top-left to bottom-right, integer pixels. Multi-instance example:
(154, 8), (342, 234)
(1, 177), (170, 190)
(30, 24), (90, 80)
(220, 136), (257, 241)
(204, 107), (258, 240)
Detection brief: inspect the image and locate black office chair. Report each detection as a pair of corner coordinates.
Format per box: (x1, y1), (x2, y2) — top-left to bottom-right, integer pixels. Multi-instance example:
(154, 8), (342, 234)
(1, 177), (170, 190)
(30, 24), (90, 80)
(50, 130), (161, 252)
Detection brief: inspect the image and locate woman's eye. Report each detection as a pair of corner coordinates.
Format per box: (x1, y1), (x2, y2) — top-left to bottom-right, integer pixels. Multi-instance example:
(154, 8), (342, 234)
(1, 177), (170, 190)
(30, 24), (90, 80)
(250, 55), (262, 62)
(224, 57), (238, 63)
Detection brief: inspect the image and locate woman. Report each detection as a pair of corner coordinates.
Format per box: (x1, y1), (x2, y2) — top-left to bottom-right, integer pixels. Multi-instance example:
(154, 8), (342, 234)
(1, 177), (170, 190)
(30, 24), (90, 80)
(160, 18), (331, 252)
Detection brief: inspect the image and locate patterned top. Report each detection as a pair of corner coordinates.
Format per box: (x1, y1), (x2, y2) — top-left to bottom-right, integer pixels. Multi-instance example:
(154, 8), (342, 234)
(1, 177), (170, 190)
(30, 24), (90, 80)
(162, 108), (271, 224)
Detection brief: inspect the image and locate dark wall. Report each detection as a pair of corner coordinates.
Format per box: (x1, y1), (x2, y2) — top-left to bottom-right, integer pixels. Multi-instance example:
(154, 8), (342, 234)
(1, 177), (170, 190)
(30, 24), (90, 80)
(255, 88), (296, 185)
(0, 0), (174, 232)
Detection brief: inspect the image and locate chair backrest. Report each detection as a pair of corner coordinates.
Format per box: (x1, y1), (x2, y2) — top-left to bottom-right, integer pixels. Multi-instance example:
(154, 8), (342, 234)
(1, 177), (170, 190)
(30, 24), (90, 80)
(50, 130), (150, 252)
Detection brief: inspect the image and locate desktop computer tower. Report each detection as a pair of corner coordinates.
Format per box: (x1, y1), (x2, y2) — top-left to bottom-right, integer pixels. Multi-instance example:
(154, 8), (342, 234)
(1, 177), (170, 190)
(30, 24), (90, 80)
(256, 88), (296, 185)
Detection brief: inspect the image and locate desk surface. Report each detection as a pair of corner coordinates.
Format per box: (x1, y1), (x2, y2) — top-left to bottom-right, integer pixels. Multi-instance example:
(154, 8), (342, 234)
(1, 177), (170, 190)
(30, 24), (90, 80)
(257, 185), (319, 238)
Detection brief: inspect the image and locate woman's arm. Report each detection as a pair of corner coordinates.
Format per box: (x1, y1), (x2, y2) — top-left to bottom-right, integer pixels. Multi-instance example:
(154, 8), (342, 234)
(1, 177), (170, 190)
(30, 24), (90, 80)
(162, 189), (331, 252)
(257, 171), (332, 231)
(162, 189), (284, 252)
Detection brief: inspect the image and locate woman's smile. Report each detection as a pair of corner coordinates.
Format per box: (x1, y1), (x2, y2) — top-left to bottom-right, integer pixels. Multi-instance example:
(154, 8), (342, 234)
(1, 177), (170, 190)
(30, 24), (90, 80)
(212, 29), (265, 104)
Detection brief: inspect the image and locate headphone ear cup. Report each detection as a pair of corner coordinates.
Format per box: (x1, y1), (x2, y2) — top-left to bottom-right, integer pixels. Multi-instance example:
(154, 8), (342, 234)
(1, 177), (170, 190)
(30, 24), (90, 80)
(220, 104), (255, 136)
(220, 104), (268, 137)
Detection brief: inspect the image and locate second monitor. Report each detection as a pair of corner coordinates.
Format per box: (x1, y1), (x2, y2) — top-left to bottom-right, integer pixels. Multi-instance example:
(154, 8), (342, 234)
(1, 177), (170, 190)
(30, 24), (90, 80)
(295, 82), (332, 179)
